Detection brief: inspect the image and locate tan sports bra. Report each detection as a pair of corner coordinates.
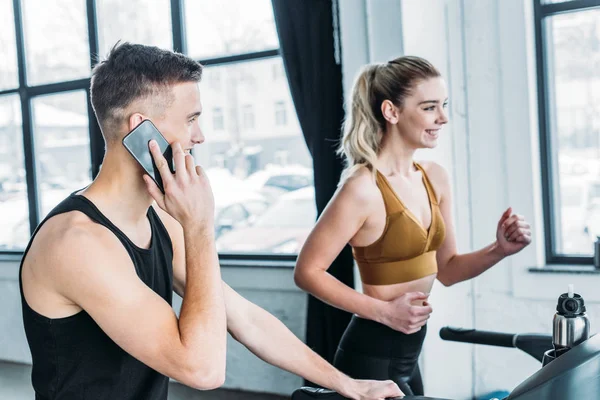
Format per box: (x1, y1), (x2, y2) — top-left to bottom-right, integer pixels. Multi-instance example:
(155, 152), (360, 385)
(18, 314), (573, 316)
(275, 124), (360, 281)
(352, 163), (446, 285)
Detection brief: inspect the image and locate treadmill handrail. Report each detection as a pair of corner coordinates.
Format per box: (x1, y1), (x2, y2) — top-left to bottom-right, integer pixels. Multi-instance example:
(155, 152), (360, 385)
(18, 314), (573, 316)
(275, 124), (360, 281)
(440, 327), (552, 362)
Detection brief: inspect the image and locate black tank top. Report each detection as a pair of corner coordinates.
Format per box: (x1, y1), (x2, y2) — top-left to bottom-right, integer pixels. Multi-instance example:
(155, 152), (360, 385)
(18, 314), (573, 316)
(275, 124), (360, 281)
(19, 193), (174, 400)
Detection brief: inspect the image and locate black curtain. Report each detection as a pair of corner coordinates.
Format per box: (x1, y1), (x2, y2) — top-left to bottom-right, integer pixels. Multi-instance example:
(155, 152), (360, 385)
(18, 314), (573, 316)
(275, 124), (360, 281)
(272, 0), (354, 377)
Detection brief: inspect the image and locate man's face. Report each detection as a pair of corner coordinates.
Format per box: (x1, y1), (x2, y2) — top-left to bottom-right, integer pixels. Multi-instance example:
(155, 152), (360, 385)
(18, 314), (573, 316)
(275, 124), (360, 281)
(152, 82), (204, 156)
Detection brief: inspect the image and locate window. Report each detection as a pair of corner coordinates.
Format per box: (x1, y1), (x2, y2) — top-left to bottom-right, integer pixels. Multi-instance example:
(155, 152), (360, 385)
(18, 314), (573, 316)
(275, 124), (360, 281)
(213, 107), (224, 130)
(96, 0), (173, 56)
(0, 95), (27, 251)
(22, 0), (90, 85)
(242, 104), (254, 130)
(0, 0), (18, 91)
(274, 101), (287, 126)
(2, 0), (312, 260)
(184, 0), (313, 258)
(31, 91), (92, 219)
(535, 1), (600, 263)
(193, 62), (311, 257)
(184, 0), (279, 60)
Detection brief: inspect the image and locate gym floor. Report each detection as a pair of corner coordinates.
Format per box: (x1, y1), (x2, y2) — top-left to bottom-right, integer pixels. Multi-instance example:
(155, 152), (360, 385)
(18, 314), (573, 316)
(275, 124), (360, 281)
(0, 361), (287, 400)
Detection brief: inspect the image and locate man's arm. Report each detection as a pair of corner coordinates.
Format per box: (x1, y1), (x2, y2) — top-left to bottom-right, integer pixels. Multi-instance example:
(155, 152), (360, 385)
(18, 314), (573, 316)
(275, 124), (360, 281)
(46, 142), (226, 390)
(163, 211), (401, 399)
(47, 222), (225, 390)
(222, 282), (388, 399)
(223, 282), (348, 388)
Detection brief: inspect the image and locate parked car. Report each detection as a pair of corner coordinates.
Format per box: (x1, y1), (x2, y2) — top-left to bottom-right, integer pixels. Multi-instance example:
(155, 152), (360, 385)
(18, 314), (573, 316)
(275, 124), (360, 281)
(205, 167), (271, 237)
(244, 165), (313, 201)
(214, 193), (270, 238)
(216, 186), (317, 254)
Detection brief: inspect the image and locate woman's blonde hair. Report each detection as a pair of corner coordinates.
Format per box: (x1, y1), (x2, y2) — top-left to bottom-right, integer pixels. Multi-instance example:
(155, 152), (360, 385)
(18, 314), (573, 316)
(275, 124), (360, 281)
(337, 56), (441, 183)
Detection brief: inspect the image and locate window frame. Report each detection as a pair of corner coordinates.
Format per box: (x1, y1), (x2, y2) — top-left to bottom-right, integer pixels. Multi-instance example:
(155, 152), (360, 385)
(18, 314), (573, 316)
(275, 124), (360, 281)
(1, 0), (301, 266)
(534, 0), (600, 265)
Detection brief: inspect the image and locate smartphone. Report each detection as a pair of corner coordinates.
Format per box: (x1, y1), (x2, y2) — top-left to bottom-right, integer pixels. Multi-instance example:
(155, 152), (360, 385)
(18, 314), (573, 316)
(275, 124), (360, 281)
(122, 119), (174, 194)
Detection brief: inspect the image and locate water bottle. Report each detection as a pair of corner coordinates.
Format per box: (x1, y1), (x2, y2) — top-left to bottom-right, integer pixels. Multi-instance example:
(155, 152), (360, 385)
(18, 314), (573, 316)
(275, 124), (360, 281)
(543, 285), (590, 366)
(552, 284), (590, 351)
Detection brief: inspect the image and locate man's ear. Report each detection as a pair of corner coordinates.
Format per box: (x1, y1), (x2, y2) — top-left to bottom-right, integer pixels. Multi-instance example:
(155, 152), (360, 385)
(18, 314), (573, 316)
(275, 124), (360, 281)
(128, 113), (145, 131)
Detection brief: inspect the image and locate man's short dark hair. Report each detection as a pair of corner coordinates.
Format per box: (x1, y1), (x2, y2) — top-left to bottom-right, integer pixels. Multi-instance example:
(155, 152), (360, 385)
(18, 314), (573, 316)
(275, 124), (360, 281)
(90, 42), (203, 142)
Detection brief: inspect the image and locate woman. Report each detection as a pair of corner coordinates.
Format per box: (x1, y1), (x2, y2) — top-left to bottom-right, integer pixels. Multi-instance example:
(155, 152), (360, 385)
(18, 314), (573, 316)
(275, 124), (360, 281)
(294, 56), (531, 396)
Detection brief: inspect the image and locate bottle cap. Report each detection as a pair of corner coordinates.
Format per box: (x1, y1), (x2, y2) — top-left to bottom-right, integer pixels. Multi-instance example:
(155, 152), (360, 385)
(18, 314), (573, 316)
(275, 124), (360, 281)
(557, 286), (586, 317)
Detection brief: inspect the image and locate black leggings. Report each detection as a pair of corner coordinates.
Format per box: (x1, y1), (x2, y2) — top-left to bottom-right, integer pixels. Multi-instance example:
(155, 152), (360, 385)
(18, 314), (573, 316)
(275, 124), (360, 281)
(333, 315), (427, 396)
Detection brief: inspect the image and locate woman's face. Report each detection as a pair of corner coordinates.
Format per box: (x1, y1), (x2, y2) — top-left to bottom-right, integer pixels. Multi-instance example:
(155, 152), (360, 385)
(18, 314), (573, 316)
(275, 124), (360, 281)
(388, 77), (449, 149)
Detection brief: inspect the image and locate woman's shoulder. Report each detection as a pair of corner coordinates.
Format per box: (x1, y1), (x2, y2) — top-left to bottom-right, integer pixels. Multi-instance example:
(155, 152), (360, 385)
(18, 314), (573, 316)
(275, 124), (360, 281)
(417, 160), (451, 198)
(417, 160), (449, 180)
(336, 165), (380, 205)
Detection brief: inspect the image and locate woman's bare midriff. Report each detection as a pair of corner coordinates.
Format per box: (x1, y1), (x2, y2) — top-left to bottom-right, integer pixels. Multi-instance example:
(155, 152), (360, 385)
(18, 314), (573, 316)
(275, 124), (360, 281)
(362, 273), (437, 304)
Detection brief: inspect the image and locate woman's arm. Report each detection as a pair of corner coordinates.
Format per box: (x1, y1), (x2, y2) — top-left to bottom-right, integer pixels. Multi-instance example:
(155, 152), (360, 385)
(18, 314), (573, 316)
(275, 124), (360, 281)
(425, 162), (532, 286)
(295, 169), (432, 334)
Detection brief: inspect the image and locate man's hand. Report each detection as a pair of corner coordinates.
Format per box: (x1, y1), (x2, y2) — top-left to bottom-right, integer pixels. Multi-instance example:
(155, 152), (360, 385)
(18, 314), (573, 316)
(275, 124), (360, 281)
(342, 378), (404, 399)
(144, 140), (214, 228)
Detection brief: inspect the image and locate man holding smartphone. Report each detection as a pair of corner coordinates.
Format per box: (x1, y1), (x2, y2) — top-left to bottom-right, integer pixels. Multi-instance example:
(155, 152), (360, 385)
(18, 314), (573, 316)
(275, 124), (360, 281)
(19, 42), (403, 400)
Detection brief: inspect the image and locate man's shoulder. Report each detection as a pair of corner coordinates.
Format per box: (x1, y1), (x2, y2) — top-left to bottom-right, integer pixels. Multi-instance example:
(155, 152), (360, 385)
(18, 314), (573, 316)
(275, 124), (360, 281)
(40, 210), (114, 244)
(21, 210), (134, 309)
(26, 211), (125, 272)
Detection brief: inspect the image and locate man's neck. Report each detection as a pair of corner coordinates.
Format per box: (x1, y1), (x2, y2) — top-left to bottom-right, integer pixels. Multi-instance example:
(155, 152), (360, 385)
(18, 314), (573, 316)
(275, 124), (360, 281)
(81, 148), (156, 226)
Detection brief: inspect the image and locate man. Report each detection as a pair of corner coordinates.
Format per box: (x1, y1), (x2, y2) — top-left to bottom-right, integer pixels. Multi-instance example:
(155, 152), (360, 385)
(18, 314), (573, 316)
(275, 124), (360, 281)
(19, 43), (403, 400)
